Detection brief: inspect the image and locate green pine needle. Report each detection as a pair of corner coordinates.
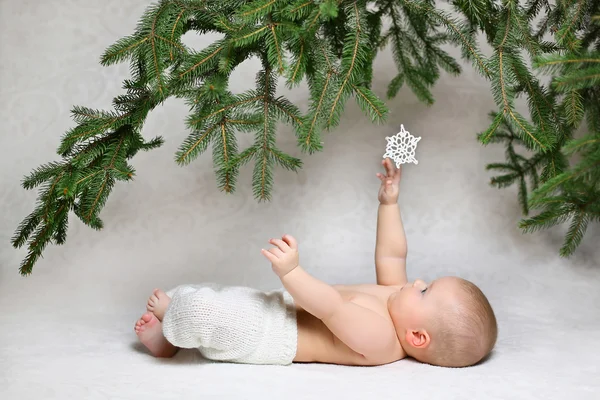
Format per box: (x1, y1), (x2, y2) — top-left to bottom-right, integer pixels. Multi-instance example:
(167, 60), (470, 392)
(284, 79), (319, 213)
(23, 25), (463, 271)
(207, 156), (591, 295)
(352, 85), (389, 124)
(552, 67), (600, 92)
(562, 90), (585, 128)
(519, 206), (572, 233)
(386, 73), (405, 99)
(478, 111), (505, 145)
(562, 134), (600, 156)
(560, 211), (590, 257)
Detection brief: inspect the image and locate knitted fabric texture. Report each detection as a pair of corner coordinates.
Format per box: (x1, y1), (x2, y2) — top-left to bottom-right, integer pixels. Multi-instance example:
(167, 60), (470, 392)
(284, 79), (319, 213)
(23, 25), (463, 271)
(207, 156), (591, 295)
(162, 283), (297, 365)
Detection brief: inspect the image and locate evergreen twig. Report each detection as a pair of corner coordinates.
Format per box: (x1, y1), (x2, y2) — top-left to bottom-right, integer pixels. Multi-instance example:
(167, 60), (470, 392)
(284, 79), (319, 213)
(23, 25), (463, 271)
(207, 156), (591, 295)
(12, 0), (600, 274)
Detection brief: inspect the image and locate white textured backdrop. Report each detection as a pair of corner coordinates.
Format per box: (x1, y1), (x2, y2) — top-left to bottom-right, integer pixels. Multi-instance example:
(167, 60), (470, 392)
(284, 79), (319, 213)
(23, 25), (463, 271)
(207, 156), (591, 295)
(1, 1), (599, 399)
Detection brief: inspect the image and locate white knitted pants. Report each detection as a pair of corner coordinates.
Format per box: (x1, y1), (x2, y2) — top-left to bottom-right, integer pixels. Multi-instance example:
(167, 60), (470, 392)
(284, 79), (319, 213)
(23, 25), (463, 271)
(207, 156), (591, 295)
(162, 283), (297, 365)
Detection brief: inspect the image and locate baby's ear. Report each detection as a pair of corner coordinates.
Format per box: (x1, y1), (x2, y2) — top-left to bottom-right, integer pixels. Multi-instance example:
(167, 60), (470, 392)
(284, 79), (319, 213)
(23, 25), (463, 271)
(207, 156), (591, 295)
(405, 329), (431, 349)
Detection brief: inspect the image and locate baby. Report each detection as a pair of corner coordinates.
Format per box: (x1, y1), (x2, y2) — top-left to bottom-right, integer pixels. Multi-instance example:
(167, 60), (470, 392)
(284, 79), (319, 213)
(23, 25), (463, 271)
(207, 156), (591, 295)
(134, 159), (497, 367)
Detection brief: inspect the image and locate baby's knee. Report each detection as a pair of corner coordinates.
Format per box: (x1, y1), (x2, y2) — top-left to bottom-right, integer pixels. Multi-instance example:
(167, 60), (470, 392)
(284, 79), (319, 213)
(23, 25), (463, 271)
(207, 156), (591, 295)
(165, 283), (217, 299)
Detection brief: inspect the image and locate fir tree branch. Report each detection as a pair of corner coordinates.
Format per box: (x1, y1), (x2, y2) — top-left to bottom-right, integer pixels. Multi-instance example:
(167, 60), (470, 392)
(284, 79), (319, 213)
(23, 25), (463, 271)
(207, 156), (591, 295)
(506, 108), (547, 150)
(151, 1), (171, 95)
(177, 121), (220, 165)
(170, 7), (188, 60)
(21, 162), (65, 190)
(383, 2), (435, 104)
(352, 84), (388, 123)
(533, 53), (600, 72)
(300, 57), (334, 154)
(530, 159), (600, 206)
(519, 206), (572, 233)
(12, 206), (43, 249)
(560, 210), (589, 256)
(18, 201), (70, 275)
(268, 24), (286, 73)
(271, 98), (304, 128)
(76, 169), (103, 186)
(58, 111), (135, 156)
(496, 7), (514, 108)
(269, 147), (303, 171)
(326, 1), (364, 127)
(190, 95), (264, 126)
(289, 1), (314, 17)
(85, 172), (111, 222)
(101, 36), (150, 66)
(258, 66), (274, 201)
(512, 4), (540, 56)
(178, 44), (224, 79)
(555, 0), (585, 51)
(510, 57), (561, 142)
(540, 149), (567, 182)
(239, 0), (278, 18)
(15, 0), (600, 272)
(406, 0), (491, 78)
(289, 41), (305, 84)
(155, 34), (186, 53)
(215, 121), (235, 192)
(552, 69), (600, 91)
(563, 89), (585, 127)
(386, 73), (405, 99)
(520, 75), (549, 136)
(489, 6), (551, 152)
(233, 25), (270, 45)
(562, 134), (600, 155)
(228, 145), (258, 170)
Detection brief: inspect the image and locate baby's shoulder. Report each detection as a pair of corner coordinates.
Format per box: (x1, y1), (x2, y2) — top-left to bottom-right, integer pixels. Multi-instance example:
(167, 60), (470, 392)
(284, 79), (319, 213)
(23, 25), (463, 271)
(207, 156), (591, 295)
(334, 283), (398, 299)
(334, 283), (397, 319)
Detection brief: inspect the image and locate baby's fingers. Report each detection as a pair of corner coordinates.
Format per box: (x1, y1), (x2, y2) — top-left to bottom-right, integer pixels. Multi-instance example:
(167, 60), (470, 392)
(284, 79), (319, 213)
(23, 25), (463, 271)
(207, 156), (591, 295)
(261, 248), (277, 263)
(269, 238), (290, 252)
(393, 164), (402, 181)
(282, 234), (298, 250)
(383, 158), (396, 175)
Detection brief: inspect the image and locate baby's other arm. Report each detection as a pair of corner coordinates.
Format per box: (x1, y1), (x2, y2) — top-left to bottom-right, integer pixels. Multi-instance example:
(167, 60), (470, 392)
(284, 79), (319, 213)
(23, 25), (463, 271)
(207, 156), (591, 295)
(281, 266), (399, 362)
(262, 235), (398, 362)
(375, 158), (408, 286)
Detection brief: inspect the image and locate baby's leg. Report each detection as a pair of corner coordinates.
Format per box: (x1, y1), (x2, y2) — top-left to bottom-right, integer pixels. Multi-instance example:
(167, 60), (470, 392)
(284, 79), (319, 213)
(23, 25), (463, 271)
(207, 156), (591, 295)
(135, 288), (178, 357)
(146, 289), (171, 321)
(134, 312), (178, 358)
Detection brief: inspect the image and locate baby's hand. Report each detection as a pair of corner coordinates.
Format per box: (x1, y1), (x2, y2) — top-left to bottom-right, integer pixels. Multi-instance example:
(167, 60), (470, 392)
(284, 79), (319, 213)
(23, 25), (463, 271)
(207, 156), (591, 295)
(377, 158), (402, 205)
(261, 234), (299, 278)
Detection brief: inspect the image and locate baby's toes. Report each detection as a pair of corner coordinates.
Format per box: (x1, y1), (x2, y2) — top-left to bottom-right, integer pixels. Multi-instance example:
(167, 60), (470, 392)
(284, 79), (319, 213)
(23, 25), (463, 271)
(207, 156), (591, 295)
(154, 289), (169, 301)
(146, 300), (155, 312)
(134, 318), (145, 332)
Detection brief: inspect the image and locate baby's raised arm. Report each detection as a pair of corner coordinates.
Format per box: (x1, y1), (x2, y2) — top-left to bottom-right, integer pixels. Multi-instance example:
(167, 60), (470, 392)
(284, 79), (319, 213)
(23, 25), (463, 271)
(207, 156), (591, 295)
(374, 159), (408, 286)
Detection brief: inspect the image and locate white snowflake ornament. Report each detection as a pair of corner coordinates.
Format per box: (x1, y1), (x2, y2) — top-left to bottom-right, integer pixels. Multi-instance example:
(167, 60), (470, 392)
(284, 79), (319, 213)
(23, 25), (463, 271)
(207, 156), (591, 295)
(383, 124), (421, 167)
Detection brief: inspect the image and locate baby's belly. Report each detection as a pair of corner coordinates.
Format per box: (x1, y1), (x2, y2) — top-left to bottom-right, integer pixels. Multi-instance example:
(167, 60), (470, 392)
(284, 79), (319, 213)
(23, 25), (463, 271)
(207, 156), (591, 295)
(293, 309), (374, 366)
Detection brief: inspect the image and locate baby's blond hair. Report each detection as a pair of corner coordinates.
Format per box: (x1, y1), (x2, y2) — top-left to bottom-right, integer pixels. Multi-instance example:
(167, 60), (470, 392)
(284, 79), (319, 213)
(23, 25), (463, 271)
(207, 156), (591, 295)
(427, 279), (497, 367)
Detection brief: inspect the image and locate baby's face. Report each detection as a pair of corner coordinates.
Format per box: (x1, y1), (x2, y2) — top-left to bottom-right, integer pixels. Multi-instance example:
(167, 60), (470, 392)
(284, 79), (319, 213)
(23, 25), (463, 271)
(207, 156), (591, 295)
(388, 276), (462, 329)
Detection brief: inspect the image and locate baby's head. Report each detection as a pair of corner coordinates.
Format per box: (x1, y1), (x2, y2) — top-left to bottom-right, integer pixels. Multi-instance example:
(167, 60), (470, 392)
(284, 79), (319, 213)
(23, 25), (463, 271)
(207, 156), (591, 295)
(387, 276), (497, 367)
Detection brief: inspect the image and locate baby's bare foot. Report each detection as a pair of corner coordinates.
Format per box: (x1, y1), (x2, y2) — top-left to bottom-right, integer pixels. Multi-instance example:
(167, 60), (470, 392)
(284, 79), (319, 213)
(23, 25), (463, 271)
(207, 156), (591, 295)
(134, 312), (177, 358)
(146, 289), (171, 321)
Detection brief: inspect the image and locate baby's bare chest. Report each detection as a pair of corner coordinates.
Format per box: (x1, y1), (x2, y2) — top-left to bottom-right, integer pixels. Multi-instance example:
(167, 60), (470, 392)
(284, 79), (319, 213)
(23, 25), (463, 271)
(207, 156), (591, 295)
(333, 283), (397, 317)
(293, 284), (401, 365)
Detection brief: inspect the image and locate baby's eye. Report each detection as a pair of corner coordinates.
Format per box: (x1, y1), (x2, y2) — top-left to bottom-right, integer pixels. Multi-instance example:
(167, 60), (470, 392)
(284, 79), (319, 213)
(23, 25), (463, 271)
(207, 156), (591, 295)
(421, 287), (428, 294)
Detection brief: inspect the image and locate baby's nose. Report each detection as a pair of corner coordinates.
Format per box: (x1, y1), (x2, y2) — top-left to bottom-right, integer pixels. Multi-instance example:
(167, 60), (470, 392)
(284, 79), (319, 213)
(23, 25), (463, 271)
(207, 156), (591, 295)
(413, 279), (426, 289)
